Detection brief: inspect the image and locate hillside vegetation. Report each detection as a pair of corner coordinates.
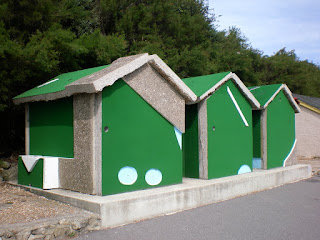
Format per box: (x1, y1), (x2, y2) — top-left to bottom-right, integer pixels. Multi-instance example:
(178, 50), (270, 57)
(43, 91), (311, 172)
(0, 0), (319, 153)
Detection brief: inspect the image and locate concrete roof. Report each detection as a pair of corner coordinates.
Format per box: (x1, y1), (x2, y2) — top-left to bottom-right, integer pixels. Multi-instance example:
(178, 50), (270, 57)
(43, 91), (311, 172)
(249, 84), (300, 113)
(293, 93), (320, 110)
(13, 53), (197, 105)
(183, 72), (261, 109)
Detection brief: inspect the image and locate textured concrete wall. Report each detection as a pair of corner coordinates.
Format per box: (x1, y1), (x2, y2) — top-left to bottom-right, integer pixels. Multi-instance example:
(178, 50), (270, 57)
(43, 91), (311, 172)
(123, 63), (185, 132)
(93, 93), (102, 195)
(261, 109), (268, 169)
(198, 100), (208, 179)
(295, 107), (320, 158)
(59, 93), (102, 195)
(25, 103), (30, 155)
(66, 54), (148, 94)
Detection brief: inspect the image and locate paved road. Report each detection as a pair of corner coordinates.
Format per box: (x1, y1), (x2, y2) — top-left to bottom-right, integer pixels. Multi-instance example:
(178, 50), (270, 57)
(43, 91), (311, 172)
(77, 176), (320, 240)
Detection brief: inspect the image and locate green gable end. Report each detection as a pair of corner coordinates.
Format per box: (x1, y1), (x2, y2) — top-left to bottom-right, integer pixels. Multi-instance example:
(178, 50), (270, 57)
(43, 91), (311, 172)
(182, 72), (231, 97)
(249, 84), (282, 107)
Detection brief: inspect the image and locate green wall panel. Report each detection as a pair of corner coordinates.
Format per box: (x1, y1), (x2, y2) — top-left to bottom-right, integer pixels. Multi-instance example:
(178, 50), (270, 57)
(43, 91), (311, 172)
(101, 80), (182, 195)
(267, 90), (295, 169)
(207, 80), (253, 178)
(183, 104), (199, 178)
(18, 157), (43, 188)
(252, 110), (261, 158)
(29, 98), (74, 158)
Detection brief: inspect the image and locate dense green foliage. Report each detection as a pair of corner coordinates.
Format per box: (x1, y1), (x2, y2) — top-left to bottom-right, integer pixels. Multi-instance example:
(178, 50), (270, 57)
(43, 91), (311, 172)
(0, 0), (319, 154)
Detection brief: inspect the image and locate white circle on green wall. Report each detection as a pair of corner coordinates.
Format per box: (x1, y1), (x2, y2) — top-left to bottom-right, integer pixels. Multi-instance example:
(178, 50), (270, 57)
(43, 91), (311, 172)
(118, 166), (138, 185)
(145, 169), (162, 186)
(238, 165), (252, 175)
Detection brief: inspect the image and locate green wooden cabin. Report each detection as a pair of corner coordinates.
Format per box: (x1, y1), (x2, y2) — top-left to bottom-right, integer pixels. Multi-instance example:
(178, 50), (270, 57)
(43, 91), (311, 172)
(13, 53), (197, 196)
(182, 72), (260, 179)
(249, 84), (300, 169)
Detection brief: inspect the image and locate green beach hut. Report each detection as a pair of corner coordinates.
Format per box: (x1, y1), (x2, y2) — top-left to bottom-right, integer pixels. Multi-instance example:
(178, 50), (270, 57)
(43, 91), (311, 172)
(249, 84), (300, 169)
(13, 53), (197, 196)
(182, 72), (260, 179)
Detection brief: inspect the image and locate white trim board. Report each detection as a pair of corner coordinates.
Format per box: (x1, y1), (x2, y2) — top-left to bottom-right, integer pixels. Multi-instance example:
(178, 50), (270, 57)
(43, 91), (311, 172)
(20, 155), (61, 189)
(43, 157), (60, 189)
(37, 78), (59, 88)
(227, 87), (249, 127)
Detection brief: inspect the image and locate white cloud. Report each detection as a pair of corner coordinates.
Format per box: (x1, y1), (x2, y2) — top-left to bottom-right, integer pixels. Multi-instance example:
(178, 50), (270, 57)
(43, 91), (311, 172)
(209, 0), (320, 64)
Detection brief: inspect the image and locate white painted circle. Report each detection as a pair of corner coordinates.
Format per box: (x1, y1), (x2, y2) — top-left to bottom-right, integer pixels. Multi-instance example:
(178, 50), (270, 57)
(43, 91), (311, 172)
(118, 166), (138, 185)
(145, 169), (162, 186)
(237, 165), (252, 175)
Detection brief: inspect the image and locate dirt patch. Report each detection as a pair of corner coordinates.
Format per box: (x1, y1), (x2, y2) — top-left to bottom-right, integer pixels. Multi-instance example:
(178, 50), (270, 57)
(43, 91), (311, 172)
(0, 182), (84, 224)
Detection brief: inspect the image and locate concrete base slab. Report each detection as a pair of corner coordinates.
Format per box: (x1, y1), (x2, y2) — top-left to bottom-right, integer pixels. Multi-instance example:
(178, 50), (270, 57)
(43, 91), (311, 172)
(11, 164), (311, 229)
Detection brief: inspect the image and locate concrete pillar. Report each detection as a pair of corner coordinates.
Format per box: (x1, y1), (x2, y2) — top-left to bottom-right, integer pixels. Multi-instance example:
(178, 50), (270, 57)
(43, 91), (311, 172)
(261, 109), (268, 169)
(59, 93), (102, 195)
(198, 100), (208, 179)
(25, 103), (30, 155)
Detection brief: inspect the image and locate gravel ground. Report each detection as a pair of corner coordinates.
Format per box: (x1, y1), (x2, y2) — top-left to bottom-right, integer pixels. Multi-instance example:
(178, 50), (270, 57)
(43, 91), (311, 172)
(0, 182), (84, 224)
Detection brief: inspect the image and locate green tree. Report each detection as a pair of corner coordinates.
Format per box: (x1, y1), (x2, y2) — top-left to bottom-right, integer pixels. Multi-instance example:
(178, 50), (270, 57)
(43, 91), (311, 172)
(259, 48), (320, 97)
(212, 27), (263, 86)
(0, 0), (320, 155)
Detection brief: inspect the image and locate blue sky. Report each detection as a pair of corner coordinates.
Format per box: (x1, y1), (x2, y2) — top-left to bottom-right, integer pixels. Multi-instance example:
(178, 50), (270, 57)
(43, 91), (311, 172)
(209, 0), (320, 65)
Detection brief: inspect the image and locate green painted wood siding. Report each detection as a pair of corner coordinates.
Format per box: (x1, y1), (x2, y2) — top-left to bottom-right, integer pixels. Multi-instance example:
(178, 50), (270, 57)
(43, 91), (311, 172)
(101, 80), (182, 196)
(183, 104), (199, 178)
(267, 90), (295, 169)
(207, 80), (253, 178)
(29, 98), (74, 158)
(18, 157), (43, 188)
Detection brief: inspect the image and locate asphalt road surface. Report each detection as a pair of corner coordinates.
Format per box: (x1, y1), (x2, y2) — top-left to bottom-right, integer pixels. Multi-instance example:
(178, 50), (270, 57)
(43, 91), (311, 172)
(77, 176), (320, 240)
